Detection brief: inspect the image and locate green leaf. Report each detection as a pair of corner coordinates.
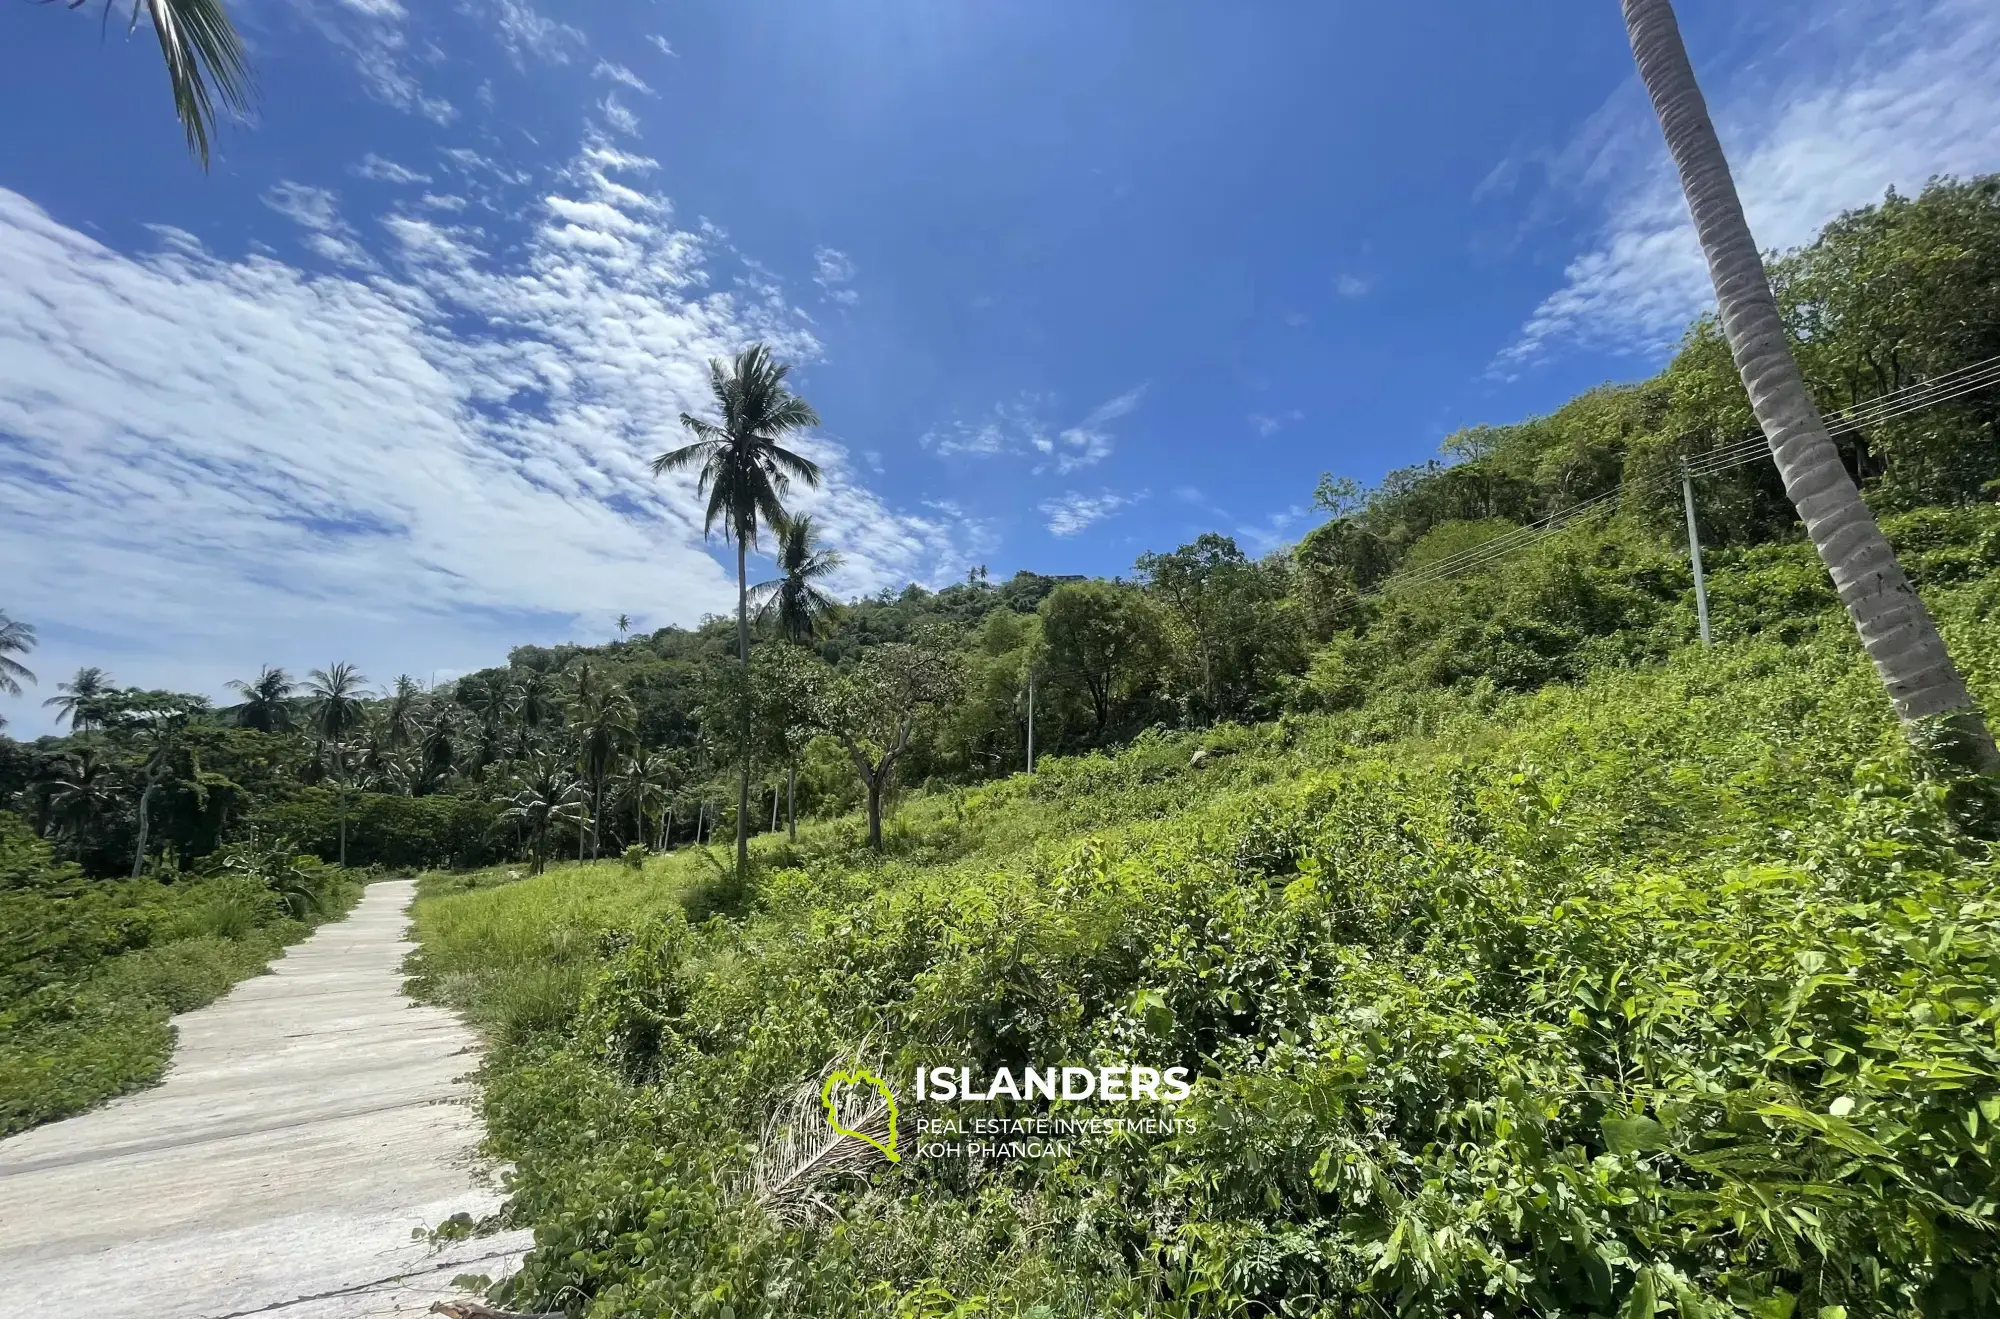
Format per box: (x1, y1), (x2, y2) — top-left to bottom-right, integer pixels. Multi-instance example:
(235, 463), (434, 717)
(1620, 1267), (1659, 1319)
(1602, 1115), (1670, 1155)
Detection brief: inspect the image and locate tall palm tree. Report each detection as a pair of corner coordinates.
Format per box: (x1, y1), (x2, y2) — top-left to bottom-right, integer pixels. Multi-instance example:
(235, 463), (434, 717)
(1622, 0), (1997, 770)
(60, 0), (252, 169)
(651, 343), (824, 881)
(0, 611), (37, 699)
(44, 666), (113, 732)
(616, 751), (672, 853)
(752, 513), (843, 644)
(572, 681), (635, 860)
(381, 674), (424, 748)
(225, 665), (295, 733)
(616, 613), (633, 641)
(305, 663), (368, 866)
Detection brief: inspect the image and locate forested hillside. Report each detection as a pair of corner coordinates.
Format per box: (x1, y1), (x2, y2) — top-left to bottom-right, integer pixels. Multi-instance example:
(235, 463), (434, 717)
(3, 178), (2000, 1305)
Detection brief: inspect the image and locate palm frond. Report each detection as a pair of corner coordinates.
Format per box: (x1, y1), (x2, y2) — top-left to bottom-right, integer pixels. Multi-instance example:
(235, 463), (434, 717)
(138, 0), (252, 170)
(746, 1052), (897, 1226)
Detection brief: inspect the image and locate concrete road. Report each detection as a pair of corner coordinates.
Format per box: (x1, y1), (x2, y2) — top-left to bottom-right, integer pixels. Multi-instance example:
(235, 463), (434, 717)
(0, 879), (535, 1318)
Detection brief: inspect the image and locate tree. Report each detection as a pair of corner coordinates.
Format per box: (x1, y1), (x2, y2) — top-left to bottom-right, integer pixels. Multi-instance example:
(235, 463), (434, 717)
(44, 748), (118, 844)
(305, 663), (368, 866)
(381, 675), (424, 749)
(753, 513), (844, 644)
(617, 613), (633, 641)
(810, 643), (959, 850)
(615, 751), (672, 852)
(1038, 581), (1164, 740)
(225, 666), (295, 733)
(1622, 0), (1997, 769)
(498, 755), (585, 876)
(59, 0), (252, 169)
(93, 693), (199, 877)
(0, 612), (36, 705)
(1138, 534), (1253, 722)
(44, 666), (113, 732)
(651, 343), (824, 881)
(754, 643), (822, 842)
(573, 681), (636, 860)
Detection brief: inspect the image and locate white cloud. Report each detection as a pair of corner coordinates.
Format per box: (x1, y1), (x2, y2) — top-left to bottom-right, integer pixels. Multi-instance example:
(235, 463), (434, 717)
(288, 0), (456, 123)
(1236, 504), (1308, 554)
(924, 386), (1146, 474)
(1249, 408), (1304, 438)
(1042, 385), (1146, 475)
(260, 182), (378, 270)
(922, 394), (1049, 459)
(0, 135), (974, 732)
(593, 60), (655, 95)
(599, 93), (640, 137)
(1499, 0), (2000, 371)
(1040, 490), (1146, 537)
(477, 0), (584, 66)
(1334, 274), (1370, 299)
(353, 153), (431, 185)
(813, 246), (859, 305)
(647, 35), (676, 58)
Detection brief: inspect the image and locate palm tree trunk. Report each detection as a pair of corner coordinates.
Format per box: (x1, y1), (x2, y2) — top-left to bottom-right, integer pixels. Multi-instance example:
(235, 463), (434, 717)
(787, 764), (796, 843)
(338, 783), (348, 868)
(130, 783), (155, 878)
(1622, 0), (1997, 770)
(593, 781), (604, 859)
(735, 534), (751, 881)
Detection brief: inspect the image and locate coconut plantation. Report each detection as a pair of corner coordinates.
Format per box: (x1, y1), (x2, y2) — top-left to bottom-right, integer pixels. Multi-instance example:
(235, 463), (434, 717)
(4, 1), (2000, 1317)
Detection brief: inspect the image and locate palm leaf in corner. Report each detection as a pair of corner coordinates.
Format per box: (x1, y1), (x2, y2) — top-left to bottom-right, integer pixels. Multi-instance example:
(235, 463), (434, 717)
(70, 0), (252, 168)
(748, 1053), (896, 1225)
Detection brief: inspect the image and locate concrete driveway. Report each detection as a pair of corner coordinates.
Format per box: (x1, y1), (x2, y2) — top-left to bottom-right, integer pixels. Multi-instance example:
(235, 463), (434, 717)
(0, 878), (534, 1318)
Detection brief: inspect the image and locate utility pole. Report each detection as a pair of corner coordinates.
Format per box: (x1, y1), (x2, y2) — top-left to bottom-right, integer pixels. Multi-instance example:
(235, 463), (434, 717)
(1680, 458), (1712, 648)
(1025, 673), (1036, 775)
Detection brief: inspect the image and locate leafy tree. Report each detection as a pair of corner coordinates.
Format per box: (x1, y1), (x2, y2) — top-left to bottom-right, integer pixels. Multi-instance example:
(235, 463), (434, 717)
(1622, 0), (1997, 769)
(305, 663), (368, 866)
(651, 343), (823, 882)
(754, 513), (844, 643)
(1137, 534), (1261, 722)
(1037, 581), (1164, 740)
(809, 642), (960, 850)
(93, 692), (200, 876)
(43, 666), (113, 733)
(224, 666), (294, 733)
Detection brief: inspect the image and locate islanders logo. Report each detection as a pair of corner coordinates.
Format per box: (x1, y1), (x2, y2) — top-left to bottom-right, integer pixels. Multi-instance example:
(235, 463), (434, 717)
(821, 1067), (900, 1163)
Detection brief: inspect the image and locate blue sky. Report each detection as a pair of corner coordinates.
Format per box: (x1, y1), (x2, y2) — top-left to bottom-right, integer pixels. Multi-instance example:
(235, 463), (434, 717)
(4, 0), (1999, 732)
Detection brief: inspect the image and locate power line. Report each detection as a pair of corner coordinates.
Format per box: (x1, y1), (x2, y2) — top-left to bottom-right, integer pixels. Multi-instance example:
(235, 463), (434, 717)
(1364, 354), (2000, 598)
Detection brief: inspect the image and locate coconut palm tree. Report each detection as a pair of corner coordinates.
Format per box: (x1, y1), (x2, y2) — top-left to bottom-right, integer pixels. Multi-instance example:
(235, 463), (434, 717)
(44, 666), (113, 732)
(0, 612), (37, 699)
(45, 748), (119, 844)
(497, 755), (586, 875)
(616, 613), (633, 641)
(57, 0), (252, 169)
(1621, 0), (1997, 770)
(616, 751), (672, 853)
(753, 513), (843, 644)
(225, 665), (295, 733)
(381, 674), (424, 748)
(572, 680), (636, 859)
(651, 343), (824, 881)
(305, 662), (368, 865)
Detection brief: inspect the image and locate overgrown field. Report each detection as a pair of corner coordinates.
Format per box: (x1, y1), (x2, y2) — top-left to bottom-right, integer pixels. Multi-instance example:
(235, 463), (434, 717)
(410, 541), (2000, 1317)
(0, 831), (363, 1135)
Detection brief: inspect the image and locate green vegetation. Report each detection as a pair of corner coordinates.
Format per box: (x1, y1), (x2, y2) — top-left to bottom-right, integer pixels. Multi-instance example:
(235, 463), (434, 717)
(0, 822), (359, 1135)
(407, 538), (2000, 1316)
